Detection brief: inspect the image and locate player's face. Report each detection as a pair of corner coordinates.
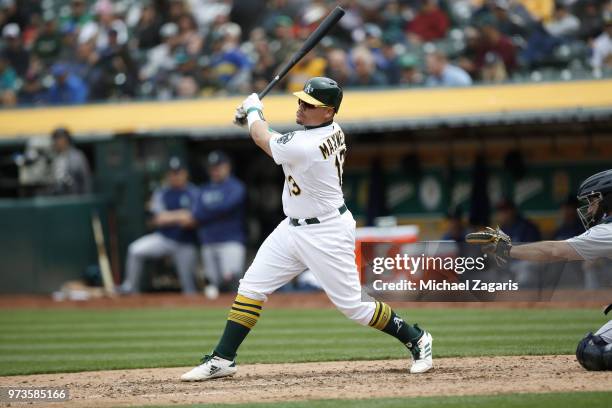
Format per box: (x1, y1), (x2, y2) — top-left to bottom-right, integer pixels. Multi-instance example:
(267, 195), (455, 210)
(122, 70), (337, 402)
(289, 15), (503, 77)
(168, 169), (188, 188)
(296, 99), (334, 126)
(208, 162), (230, 183)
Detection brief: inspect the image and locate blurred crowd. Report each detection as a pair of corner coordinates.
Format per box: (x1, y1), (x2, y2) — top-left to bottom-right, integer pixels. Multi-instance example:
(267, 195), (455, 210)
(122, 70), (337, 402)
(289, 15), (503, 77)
(1, 0), (612, 107)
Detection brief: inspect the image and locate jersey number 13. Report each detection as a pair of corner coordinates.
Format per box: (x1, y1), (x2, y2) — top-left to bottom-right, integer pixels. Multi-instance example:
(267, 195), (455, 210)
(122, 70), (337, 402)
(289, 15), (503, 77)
(334, 147), (346, 187)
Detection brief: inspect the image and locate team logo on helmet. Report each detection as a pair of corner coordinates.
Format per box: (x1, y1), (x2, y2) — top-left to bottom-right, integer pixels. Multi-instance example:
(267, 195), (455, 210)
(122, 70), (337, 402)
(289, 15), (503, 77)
(304, 83), (314, 94)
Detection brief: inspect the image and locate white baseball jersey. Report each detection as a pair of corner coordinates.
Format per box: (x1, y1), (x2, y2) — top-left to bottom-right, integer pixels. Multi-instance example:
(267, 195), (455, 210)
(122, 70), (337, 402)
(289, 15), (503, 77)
(269, 122), (346, 219)
(566, 221), (612, 260)
(236, 120), (377, 327)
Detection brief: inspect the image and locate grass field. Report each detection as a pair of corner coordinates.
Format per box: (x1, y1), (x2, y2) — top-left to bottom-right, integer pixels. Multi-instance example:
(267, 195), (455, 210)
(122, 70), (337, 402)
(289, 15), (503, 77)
(0, 307), (606, 376)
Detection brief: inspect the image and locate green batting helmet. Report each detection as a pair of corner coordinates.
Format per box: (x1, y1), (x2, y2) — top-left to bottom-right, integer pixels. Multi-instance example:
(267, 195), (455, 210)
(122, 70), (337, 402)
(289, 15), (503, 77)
(293, 77), (343, 113)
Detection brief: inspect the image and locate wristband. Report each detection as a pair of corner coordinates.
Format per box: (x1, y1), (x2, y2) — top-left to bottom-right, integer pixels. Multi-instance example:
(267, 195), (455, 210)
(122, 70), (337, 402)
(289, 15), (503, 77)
(247, 108), (265, 130)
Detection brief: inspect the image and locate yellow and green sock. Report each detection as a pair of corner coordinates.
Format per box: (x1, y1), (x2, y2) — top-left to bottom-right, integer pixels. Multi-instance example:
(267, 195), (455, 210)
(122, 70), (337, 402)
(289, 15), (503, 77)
(213, 295), (263, 360)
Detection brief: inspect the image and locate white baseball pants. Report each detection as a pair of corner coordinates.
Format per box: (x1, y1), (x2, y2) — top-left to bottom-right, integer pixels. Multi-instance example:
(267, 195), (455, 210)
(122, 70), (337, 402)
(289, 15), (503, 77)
(238, 210), (376, 326)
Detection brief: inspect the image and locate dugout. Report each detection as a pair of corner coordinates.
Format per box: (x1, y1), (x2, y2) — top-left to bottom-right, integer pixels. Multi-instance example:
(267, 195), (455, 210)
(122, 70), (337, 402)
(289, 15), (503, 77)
(1, 80), (611, 293)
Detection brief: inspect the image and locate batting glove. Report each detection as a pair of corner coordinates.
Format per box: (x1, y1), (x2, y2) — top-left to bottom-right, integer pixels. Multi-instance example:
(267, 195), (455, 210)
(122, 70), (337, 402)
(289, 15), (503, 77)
(242, 93), (263, 114)
(234, 106), (247, 127)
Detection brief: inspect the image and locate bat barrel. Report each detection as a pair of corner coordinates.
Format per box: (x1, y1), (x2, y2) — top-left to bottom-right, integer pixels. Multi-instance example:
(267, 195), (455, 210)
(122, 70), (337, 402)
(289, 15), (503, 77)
(257, 6), (345, 100)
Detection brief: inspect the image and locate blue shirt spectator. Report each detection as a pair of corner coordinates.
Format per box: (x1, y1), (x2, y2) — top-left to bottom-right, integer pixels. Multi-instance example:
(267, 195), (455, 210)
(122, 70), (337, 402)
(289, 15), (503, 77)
(47, 63), (88, 105)
(425, 51), (473, 87)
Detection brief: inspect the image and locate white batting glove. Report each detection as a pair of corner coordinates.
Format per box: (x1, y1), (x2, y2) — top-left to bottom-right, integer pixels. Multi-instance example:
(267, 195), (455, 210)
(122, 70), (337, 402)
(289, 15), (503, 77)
(241, 93), (263, 113)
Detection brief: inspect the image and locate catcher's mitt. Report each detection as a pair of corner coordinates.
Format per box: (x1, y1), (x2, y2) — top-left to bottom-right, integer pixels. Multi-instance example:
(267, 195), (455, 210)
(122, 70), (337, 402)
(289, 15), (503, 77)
(465, 226), (512, 266)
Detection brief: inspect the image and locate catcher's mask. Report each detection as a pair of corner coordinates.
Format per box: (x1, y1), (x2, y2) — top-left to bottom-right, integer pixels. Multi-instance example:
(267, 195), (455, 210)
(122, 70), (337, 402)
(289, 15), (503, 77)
(577, 192), (604, 230)
(576, 169), (612, 229)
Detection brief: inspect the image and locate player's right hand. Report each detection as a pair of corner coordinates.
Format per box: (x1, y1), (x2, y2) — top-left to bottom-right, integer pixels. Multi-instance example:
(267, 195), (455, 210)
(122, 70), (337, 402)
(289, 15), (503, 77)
(242, 93), (263, 113)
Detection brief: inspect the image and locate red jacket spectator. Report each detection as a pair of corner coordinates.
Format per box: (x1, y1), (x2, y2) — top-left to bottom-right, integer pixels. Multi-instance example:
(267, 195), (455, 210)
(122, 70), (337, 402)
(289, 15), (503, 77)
(407, 0), (449, 42)
(475, 25), (517, 73)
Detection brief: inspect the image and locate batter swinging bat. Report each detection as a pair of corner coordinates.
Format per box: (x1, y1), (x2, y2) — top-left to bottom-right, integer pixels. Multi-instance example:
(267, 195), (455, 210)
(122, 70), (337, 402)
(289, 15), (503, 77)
(258, 6), (345, 99)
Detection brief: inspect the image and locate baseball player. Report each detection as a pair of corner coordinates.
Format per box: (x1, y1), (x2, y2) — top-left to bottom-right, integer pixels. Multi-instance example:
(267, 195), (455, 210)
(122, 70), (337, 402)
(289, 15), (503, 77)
(181, 77), (434, 381)
(193, 151), (247, 299)
(466, 169), (612, 370)
(118, 157), (199, 295)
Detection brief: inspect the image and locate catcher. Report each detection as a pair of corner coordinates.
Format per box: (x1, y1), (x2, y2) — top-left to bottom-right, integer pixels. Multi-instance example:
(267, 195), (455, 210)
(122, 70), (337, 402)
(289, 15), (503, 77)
(466, 169), (612, 371)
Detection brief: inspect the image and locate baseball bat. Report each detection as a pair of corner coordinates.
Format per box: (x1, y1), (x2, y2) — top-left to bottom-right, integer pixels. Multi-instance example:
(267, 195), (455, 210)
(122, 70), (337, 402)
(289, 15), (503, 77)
(91, 211), (116, 296)
(258, 6), (345, 99)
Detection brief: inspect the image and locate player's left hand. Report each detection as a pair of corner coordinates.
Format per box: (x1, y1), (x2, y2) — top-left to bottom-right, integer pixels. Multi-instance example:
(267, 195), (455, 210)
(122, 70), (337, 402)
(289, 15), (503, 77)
(465, 226), (512, 266)
(242, 93), (263, 113)
(234, 105), (247, 127)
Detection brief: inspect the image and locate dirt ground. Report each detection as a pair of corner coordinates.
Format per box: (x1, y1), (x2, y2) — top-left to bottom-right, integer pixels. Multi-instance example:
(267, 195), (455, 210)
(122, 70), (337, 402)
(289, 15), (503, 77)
(1, 355), (611, 407)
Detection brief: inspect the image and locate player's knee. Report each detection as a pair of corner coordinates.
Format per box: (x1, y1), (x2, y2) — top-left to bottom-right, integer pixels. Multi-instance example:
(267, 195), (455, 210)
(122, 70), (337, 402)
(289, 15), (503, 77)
(236, 284), (268, 303)
(127, 240), (146, 258)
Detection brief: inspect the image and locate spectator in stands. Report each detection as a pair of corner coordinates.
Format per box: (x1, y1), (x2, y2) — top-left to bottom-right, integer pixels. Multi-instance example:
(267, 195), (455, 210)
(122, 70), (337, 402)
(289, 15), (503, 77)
(398, 53), (424, 86)
(79, 0), (128, 53)
(575, 0), (604, 41)
(18, 71), (45, 105)
(32, 14), (62, 65)
(140, 22), (181, 85)
(324, 48), (353, 88)
(518, 0), (554, 22)
(132, 2), (162, 51)
(47, 63), (88, 105)
(119, 156), (199, 295)
(2, 23), (29, 77)
(545, 3), (580, 40)
(89, 27), (137, 101)
(380, 35), (402, 85)
(425, 50), (472, 87)
(251, 30), (278, 93)
(381, 0), (407, 44)
(521, 21), (561, 68)
(406, 0), (450, 44)
(591, 14), (612, 72)
(0, 54), (16, 106)
(480, 51), (508, 82)
(59, 0), (93, 33)
(349, 46), (387, 87)
(269, 15), (298, 66)
(210, 22), (251, 94)
(475, 21), (517, 73)
(177, 12), (202, 56)
(170, 52), (199, 98)
(287, 49), (326, 92)
(488, 0), (528, 38)
(191, 151), (246, 299)
(196, 57), (222, 96)
(48, 127), (92, 195)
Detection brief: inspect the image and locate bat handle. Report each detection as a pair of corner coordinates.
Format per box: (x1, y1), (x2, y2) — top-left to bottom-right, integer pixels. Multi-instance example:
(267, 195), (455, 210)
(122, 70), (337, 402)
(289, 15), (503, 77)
(258, 76), (280, 100)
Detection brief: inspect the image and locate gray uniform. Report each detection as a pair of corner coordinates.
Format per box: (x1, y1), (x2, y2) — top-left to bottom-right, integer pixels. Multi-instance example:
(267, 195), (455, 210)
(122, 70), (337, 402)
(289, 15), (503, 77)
(50, 147), (92, 195)
(120, 185), (199, 294)
(567, 220), (612, 341)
